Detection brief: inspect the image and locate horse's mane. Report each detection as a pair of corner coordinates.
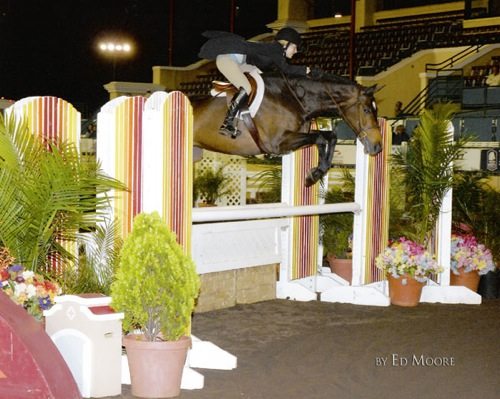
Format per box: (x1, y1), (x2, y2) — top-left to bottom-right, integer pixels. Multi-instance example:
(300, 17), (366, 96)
(264, 70), (358, 87)
(189, 69), (361, 103)
(313, 72), (358, 86)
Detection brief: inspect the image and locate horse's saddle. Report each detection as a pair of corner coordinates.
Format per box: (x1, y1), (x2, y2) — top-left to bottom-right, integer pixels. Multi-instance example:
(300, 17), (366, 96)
(210, 65), (265, 118)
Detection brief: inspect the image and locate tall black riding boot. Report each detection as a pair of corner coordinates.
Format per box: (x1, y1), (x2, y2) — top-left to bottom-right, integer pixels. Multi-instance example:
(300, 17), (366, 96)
(219, 88), (248, 138)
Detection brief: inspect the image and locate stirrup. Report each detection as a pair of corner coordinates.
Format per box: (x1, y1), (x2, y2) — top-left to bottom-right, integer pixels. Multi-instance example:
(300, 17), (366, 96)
(219, 122), (241, 138)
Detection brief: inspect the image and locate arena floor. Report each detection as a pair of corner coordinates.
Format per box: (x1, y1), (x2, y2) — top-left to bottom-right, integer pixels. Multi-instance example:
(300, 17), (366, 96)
(104, 298), (500, 399)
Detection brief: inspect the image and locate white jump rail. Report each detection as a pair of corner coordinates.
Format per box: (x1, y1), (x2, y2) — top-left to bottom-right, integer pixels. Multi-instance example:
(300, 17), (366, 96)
(192, 202), (361, 223)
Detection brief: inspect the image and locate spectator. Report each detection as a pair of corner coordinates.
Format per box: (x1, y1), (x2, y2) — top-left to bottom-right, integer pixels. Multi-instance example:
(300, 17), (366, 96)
(394, 101), (403, 117)
(486, 64), (500, 86)
(84, 122), (96, 139)
(392, 124), (410, 145)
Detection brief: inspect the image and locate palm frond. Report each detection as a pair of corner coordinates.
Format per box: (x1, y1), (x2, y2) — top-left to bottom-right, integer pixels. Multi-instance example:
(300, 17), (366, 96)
(391, 103), (472, 245)
(0, 115), (126, 273)
(60, 218), (123, 295)
(253, 166), (282, 203)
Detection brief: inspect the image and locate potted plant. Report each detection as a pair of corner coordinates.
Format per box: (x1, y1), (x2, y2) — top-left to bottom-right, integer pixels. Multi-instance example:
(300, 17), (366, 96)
(193, 165), (232, 206)
(390, 103), (470, 245)
(253, 162), (282, 203)
(110, 212), (200, 398)
(0, 114), (125, 273)
(375, 237), (443, 306)
(320, 169), (355, 283)
(381, 103), (470, 305)
(0, 247), (61, 321)
(452, 171), (500, 298)
(450, 233), (496, 292)
(59, 219), (123, 295)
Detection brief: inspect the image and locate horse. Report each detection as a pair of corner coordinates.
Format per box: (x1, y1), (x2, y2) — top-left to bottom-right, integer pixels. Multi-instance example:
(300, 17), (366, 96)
(192, 72), (382, 186)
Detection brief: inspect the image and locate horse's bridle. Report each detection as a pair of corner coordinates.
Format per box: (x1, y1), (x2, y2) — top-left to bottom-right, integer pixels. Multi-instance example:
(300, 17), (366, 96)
(281, 72), (371, 140)
(325, 87), (370, 141)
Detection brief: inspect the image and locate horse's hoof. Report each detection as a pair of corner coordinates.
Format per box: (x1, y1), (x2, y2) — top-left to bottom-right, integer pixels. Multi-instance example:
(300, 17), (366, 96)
(305, 168), (323, 186)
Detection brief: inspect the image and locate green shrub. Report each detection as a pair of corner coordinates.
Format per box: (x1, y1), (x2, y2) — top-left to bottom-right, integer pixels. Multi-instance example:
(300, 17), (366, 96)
(111, 212), (200, 341)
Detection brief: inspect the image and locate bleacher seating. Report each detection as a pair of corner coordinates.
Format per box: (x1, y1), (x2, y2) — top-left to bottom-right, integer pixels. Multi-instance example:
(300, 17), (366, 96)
(179, 15), (500, 102)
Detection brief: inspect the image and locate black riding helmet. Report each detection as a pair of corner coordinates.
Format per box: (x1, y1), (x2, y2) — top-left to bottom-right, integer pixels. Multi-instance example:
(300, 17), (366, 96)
(275, 27), (302, 48)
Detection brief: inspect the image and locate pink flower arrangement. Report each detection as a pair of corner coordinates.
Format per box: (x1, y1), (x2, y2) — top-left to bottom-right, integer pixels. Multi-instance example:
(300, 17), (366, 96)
(450, 234), (496, 276)
(1, 263), (61, 321)
(375, 237), (443, 282)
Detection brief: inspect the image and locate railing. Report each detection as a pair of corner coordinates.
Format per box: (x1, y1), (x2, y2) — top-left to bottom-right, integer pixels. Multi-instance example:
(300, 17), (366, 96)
(425, 44), (482, 73)
(401, 45), (482, 116)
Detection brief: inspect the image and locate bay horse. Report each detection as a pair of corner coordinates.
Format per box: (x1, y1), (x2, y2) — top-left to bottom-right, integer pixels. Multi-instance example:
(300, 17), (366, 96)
(192, 72), (382, 186)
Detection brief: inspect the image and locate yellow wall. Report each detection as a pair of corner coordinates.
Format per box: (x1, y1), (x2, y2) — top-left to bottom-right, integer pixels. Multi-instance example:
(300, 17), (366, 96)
(153, 61), (212, 92)
(358, 46), (500, 117)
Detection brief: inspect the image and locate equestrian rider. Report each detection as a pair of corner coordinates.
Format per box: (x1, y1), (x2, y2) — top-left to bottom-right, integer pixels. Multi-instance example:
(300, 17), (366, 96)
(199, 27), (317, 137)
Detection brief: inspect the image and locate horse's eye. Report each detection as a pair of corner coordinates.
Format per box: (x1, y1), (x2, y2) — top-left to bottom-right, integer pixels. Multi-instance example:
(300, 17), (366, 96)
(364, 107), (371, 114)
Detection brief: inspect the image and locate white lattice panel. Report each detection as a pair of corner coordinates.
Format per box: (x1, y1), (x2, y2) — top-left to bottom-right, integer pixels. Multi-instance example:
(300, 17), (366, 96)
(195, 151), (246, 206)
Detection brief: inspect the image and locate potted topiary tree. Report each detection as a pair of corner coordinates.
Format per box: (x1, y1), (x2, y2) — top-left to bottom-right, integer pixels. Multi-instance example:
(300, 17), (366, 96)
(110, 212), (200, 398)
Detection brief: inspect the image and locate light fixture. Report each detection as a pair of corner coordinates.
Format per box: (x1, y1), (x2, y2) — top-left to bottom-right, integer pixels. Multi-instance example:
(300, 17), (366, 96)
(97, 38), (134, 80)
(98, 41), (132, 53)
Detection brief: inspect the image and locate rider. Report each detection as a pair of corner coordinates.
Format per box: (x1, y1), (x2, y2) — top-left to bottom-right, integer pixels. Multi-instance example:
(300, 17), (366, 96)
(199, 27), (318, 137)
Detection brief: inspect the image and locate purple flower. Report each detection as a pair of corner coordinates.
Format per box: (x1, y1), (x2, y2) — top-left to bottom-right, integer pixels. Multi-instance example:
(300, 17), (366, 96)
(450, 234), (496, 275)
(38, 296), (52, 310)
(9, 264), (23, 272)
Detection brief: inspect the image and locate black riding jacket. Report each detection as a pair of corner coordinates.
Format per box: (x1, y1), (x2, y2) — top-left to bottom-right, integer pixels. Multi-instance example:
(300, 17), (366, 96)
(198, 31), (307, 77)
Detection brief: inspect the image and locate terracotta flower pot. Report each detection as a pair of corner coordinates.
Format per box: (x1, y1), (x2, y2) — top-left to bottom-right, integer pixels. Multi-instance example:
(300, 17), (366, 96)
(326, 254), (352, 284)
(124, 334), (191, 398)
(387, 273), (424, 307)
(450, 269), (480, 292)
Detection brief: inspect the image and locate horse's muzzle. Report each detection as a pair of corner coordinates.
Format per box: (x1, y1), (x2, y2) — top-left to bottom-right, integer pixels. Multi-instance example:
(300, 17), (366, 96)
(359, 132), (382, 155)
(367, 142), (382, 155)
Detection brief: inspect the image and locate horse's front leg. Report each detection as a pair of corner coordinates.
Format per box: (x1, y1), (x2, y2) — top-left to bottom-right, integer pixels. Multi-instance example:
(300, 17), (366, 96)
(304, 130), (337, 186)
(275, 130), (338, 186)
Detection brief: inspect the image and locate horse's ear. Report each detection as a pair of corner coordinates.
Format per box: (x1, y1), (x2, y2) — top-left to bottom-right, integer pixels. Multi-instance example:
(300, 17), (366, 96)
(364, 84), (384, 96)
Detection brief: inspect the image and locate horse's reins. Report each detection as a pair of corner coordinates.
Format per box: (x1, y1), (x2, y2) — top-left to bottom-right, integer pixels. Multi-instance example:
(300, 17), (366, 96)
(282, 72), (370, 140)
(325, 86), (369, 141)
(280, 71), (308, 116)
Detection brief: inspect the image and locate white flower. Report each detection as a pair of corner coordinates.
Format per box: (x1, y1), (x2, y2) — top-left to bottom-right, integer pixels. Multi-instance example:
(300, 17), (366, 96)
(26, 284), (37, 298)
(14, 282), (27, 296)
(22, 270), (35, 280)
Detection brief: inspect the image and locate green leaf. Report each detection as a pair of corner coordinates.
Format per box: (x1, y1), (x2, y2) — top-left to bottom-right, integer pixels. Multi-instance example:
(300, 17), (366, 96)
(390, 103), (472, 247)
(0, 113), (126, 273)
